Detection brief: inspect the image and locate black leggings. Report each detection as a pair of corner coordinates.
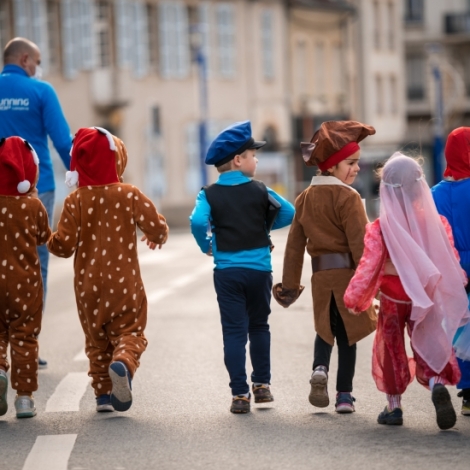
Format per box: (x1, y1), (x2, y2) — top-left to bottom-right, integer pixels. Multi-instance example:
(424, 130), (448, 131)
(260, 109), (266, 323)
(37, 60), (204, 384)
(312, 295), (356, 392)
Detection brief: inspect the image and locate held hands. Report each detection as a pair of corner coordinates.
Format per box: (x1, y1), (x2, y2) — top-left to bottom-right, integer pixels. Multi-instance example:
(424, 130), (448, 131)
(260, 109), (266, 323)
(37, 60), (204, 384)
(141, 234), (162, 251)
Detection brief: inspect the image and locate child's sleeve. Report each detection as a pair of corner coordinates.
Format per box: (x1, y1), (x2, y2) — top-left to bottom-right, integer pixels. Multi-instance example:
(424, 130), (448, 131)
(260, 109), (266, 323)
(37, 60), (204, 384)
(272, 195), (306, 308)
(266, 188), (295, 230)
(133, 189), (169, 245)
(440, 215), (467, 285)
(189, 189), (212, 254)
(344, 221), (386, 314)
(47, 194), (80, 258)
(35, 200), (52, 246)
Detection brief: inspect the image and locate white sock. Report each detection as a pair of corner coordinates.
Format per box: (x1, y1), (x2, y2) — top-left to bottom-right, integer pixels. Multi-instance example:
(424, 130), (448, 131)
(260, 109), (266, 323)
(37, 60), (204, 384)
(253, 383), (269, 387)
(429, 376), (445, 390)
(233, 392), (250, 398)
(386, 394), (401, 410)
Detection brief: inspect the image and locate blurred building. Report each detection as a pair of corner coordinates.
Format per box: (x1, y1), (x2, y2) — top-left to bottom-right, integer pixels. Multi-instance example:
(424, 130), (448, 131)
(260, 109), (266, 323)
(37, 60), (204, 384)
(0, 0), (291, 226)
(404, 0), (470, 183)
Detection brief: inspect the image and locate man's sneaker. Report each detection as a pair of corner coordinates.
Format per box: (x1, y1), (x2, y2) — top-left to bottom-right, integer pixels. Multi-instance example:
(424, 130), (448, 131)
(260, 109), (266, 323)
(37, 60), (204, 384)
(377, 406), (403, 425)
(0, 370), (8, 416)
(15, 395), (36, 419)
(96, 394), (114, 412)
(309, 366), (329, 408)
(335, 392), (355, 413)
(457, 390), (470, 416)
(38, 358), (48, 370)
(432, 384), (456, 430)
(109, 361), (132, 412)
(252, 384), (274, 403)
(230, 395), (251, 414)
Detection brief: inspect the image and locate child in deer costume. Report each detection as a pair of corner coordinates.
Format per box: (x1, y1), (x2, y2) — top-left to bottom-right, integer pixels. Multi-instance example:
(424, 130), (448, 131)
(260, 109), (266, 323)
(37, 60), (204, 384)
(48, 127), (168, 412)
(273, 121), (377, 414)
(432, 127), (470, 416)
(344, 153), (469, 430)
(0, 136), (51, 419)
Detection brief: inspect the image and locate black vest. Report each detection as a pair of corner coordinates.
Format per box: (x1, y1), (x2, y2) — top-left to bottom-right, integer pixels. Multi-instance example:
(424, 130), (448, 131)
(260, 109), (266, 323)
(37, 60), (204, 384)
(204, 180), (271, 252)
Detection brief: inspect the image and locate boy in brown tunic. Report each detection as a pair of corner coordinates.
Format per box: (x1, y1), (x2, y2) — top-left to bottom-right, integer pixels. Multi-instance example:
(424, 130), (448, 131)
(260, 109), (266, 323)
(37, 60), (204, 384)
(48, 127), (168, 412)
(273, 121), (377, 413)
(0, 136), (51, 419)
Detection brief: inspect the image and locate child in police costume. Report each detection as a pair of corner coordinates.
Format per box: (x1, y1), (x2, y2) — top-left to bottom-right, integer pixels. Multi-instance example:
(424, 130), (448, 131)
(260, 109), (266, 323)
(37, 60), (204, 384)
(48, 127), (169, 413)
(0, 136), (51, 419)
(190, 121), (294, 414)
(432, 127), (470, 417)
(273, 121), (377, 413)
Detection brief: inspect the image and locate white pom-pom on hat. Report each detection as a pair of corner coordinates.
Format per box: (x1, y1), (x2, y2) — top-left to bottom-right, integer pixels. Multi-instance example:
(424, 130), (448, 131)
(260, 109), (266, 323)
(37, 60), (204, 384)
(65, 170), (79, 188)
(17, 180), (31, 193)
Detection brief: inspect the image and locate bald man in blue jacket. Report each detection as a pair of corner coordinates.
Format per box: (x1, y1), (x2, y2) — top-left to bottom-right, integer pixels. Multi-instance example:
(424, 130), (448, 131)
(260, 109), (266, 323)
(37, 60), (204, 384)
(0, 38), (72, 368)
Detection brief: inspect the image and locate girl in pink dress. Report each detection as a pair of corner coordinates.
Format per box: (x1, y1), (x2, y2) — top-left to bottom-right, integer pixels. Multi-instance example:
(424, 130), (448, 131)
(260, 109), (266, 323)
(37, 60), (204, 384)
(344, 153), (469, 430)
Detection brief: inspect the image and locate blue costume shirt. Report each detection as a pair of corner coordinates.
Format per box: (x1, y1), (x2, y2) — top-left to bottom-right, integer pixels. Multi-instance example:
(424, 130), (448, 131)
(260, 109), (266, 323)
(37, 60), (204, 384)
(432, 179), (470, 278)
(190, 171), (295, 271)
(0, 65), (72, 193)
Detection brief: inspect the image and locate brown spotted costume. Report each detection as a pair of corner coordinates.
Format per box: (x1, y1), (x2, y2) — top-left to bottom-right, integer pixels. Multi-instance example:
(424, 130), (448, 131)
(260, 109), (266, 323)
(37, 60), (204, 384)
(0, 137), (51, 394)
(47, 128), (168, 396)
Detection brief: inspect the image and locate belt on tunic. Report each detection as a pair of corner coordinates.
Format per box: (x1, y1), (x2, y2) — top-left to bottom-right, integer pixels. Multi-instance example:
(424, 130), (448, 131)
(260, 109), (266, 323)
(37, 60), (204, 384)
(311, 252), (354, 273)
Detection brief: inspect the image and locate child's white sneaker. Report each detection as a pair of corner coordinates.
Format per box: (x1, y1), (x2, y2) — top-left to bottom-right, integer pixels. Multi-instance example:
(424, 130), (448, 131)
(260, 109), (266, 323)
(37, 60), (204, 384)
(15, 395), (36, 419)
(309, 365), (329, 408)
(0, 370), (8, 416)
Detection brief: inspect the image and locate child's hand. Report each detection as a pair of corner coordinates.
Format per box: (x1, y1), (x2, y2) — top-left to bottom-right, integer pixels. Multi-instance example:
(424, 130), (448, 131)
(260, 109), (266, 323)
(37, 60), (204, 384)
(206, 245), (213, 257)
(347, 308), (357, 315)
(29, 187), (38, 198)
(141, 235), (162, 251)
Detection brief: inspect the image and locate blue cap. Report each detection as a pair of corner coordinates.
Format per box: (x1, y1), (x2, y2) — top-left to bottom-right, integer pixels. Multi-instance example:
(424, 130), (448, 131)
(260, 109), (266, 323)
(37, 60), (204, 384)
(205, 121), (266, 167)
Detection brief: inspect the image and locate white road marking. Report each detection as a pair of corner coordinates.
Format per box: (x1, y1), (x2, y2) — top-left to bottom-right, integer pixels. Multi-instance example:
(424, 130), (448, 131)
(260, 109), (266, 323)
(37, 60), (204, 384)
(45, 373), (90, 412)
(73, 349), (87, 362)
(147, 263), (213, 304)
(22, 434), (77, 470)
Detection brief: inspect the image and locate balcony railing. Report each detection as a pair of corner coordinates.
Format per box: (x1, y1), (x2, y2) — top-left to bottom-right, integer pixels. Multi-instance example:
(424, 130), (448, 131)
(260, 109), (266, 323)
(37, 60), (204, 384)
(445, 12), (470, 35)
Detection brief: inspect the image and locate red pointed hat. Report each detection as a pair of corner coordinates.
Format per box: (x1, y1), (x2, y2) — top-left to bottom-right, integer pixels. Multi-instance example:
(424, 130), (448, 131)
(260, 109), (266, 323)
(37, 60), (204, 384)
(444, 127), (470, 180)
(0, 136), (39, 196)
(66, 127), (120, 188)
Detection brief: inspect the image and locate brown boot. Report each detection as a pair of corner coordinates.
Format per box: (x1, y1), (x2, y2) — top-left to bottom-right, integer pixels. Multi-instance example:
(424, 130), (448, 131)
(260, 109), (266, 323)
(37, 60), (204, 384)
(252, 384), (274, 403)
(230, 395), (251, 414)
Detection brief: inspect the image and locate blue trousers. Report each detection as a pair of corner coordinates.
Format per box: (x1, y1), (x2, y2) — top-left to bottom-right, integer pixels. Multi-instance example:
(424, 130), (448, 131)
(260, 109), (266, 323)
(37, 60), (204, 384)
(214, 268), (272, 396)
(37, 190), (55, 306)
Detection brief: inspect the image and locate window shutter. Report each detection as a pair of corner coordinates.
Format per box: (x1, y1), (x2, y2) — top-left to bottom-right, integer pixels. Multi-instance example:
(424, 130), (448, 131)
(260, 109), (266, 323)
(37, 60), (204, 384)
(159, 3), (171, 78)
(175, 2), (189, 78)
(133, 1), (149, 78)
(13, 0), (29, 37)
(61, 0), (78, 79)
(115, 0), (132, 68)
(31, 0), (50, 75)
(216, 3), (235, 79)
(198, 2), (211, 77)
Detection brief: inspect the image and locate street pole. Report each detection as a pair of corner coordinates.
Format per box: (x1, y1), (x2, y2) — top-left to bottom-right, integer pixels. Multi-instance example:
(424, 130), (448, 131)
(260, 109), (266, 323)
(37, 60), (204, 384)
(196, 45), (209, 187)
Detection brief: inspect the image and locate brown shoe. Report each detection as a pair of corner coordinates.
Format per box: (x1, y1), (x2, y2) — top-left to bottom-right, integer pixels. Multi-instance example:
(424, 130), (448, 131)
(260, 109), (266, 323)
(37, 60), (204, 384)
(230, 395), (251, 414)
(252, 384), (274, 403)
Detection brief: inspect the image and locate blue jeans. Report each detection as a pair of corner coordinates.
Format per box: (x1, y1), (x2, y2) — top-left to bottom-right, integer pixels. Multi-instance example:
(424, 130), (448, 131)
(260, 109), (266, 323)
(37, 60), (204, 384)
(214, 268), (272, 396)
(37, 191), (55, 306)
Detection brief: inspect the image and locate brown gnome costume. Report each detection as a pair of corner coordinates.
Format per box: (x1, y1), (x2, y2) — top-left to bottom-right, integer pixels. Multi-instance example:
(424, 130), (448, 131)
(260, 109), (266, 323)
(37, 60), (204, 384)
(47, 127), (168, 399)
(0, 137), (51, 395)
(274, 121), (377, 410)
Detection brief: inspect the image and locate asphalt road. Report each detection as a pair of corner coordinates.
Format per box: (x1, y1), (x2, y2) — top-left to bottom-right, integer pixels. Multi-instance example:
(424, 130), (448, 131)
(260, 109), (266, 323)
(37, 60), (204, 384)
(0, 228), (469, 470)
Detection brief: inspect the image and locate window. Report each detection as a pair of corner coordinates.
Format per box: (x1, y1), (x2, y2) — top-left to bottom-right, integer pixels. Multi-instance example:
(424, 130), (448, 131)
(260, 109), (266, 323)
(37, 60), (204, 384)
(131, 1), (149, 78)
(314, 42), (325, 94)
(95, 1), (111, 68)
(216, 2), (235, 78)
(389, 75), (398, 114)
(61, 0), (94, 79)
(387, 2), (395, 51)
(186, 122), (202, 194)
(376, 75), (384, 115)
(159, 1), (190, 79)
(0, 1), (12, 69)
(297, 40), (307, 96)
(332, 44), (343, 93)
(404, 0), (424, 24)
(261, 8), (274, 80)
(406, 55), (425, 100)
(373, 1), (381, 50)
(13, 0), (50, 74)
(463, 53), (470, 97)
(198, 2), (212, 76)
